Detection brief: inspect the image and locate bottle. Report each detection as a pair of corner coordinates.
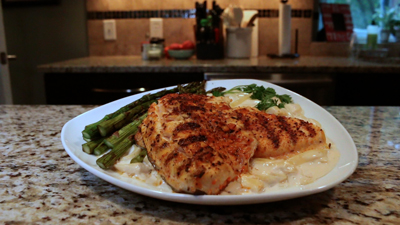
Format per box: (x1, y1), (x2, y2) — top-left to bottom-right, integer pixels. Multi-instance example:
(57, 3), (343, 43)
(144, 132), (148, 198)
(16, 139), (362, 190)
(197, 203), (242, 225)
(207, 15), (215, 43)
(366, 20), (379, 50)
(198, 18), (210, 43)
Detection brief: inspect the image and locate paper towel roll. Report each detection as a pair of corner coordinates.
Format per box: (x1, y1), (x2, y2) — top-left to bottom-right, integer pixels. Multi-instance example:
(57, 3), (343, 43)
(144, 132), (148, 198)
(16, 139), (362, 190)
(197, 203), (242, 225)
(279, 3), (291, 56)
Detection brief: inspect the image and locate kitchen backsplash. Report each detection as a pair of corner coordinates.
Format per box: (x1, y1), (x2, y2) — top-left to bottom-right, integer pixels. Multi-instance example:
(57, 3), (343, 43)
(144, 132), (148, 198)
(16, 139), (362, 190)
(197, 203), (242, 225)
(86, 0), (350, 57)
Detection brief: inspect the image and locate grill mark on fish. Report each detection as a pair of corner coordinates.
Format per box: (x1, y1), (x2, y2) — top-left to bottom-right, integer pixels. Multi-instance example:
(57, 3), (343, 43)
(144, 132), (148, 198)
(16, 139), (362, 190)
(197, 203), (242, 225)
(176, 147), (215, 177)
(278, 116), (298, 145)
(176, 158), (192, 177)
(164, 150), (179, 166)
(193, 147), (215, 161)
(218, 151), (228, 160)
(194, 169), (206, 178)
(178, 135), (207, 146)
(257, 113), (281, 149)
(181, 104), (205, 113)
(175, 122), (201, 132)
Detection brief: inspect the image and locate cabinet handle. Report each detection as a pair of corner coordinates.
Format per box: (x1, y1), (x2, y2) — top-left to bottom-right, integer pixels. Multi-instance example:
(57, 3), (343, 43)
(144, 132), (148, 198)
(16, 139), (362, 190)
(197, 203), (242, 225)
(92, 88), (147, 93)
(7, 55), (17, 60)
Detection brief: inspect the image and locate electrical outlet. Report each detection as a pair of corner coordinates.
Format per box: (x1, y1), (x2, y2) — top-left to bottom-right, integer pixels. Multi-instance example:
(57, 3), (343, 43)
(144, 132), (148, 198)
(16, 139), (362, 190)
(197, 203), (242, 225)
(103, 20), (117, 41)
(150, 18), (163, 38)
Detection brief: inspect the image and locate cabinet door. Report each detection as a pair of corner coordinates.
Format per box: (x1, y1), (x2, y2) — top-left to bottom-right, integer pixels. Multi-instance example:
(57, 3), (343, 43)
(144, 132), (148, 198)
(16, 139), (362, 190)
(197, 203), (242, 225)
(334, 73), (400, 106)
(44, 72), (203, 104)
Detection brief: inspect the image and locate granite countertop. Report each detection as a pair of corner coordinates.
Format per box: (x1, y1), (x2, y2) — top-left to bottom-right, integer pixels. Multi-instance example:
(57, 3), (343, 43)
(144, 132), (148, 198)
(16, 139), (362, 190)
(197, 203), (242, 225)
(1, 105), (399, 224)
(38, 55), (400, 74)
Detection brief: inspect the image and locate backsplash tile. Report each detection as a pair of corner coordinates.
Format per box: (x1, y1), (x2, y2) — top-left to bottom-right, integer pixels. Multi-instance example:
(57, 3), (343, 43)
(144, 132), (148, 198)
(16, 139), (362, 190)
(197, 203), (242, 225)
(86, 0), (316, 56)
(87, 10), (196, 20)
(87, 9), (315, 20)
(163, 18), (196, 46)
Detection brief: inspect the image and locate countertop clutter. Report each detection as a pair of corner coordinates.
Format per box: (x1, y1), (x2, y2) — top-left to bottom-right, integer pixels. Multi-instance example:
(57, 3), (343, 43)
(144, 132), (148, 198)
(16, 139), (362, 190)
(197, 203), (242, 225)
(38, 55), (400, 74)
(1, 105), (399, 224)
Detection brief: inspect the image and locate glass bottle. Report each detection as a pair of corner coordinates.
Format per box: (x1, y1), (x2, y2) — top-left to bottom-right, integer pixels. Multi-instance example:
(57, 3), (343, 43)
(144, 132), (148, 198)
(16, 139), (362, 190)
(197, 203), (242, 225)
(366, 20), (379, 50)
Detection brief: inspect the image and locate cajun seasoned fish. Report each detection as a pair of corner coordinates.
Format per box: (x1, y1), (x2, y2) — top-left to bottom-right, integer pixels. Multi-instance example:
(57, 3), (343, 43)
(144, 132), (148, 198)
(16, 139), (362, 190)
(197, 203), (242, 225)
(137, 93), (258, 195)
(234, 107), (328, 159)
(136, 93), (328, 194)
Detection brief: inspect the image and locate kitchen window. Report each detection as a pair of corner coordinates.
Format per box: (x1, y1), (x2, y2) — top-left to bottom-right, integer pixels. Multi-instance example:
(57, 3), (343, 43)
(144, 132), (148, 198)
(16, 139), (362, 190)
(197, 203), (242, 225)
(318, 0), (400, 42)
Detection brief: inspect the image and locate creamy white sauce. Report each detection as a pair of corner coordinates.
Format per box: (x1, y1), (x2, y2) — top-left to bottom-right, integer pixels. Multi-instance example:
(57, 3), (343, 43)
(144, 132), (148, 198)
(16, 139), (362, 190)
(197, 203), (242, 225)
(114, 145), (173, 192)
(221, 140), (340, 195)
(113, 92), (340, 195)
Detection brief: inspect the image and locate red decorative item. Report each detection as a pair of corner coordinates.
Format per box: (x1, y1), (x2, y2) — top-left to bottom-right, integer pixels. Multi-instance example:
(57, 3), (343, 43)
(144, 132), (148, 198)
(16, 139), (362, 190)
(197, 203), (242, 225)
(320, 3), (353, 42)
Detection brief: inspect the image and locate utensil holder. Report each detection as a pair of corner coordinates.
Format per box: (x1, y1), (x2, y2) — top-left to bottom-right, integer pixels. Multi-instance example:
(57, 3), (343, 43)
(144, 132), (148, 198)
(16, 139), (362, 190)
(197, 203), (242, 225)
(226, 27), (253, 58)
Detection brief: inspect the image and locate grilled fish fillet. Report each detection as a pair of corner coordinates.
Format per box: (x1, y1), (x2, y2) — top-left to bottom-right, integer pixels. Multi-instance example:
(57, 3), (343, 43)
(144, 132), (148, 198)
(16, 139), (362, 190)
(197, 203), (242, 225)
(234, 107), (328, 159)
(137, 93), (258, 195)
(136, 93), (328, 194)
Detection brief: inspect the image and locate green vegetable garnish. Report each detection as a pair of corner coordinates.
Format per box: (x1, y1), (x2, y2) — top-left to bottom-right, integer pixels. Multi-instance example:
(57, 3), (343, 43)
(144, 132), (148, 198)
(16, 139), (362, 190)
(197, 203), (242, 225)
(212, 84), (292, 110)
(130, 149), (147, 164)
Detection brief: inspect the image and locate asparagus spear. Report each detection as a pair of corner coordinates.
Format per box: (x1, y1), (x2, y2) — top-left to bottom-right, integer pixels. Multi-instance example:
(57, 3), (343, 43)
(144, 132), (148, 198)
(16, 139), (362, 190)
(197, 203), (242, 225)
(83, 136), (93, 142)
(195, 80), (206, 95)
(93, 140), (110, 156)
(97, 100), (154, 137)
(82, 81), (204, 139)
(178, 80), (206, 94)
(82, 138), (105, 154)
(178, 80), (197, 93)
(104, 113), (147, 148)
(206, 87), (226, 94)
(82, 89), (177, 139)
(82, 119), (105, 140)
(104, 89), (177, 118)
(96, 81), (207, 138)
(130, 148), (147, 163)
(96, 133), (136, 170)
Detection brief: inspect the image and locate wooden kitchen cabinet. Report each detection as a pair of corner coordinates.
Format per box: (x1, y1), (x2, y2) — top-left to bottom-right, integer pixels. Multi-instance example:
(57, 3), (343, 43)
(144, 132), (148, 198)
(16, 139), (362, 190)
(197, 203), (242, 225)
(44, 72), (204, 104)
(45, 72), (336, 106)
(44, 71), (399, 106)
(333, 73), (400, 106)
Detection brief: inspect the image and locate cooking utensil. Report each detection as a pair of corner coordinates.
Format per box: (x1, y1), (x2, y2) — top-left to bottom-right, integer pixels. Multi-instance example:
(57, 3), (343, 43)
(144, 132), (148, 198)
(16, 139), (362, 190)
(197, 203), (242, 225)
(232, 6), (243, 27)
(246, 13), (258, 27)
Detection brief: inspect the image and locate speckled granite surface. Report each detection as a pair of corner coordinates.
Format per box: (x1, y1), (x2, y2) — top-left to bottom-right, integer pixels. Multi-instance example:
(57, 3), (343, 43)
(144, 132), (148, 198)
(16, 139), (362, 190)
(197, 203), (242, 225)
(1, 105), (400, 224)
(38, 56), (400, 74)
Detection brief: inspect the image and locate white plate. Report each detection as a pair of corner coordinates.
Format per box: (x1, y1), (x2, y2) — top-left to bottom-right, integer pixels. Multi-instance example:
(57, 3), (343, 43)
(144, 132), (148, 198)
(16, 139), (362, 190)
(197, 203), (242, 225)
(61, 79), (358, 205)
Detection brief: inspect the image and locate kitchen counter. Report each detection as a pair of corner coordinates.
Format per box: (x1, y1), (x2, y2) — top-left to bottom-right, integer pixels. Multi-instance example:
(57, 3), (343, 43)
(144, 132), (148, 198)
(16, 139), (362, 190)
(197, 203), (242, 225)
(38, 55), (400, 74)
(1, 105), (399, 224)
(39, 55), (400, 106)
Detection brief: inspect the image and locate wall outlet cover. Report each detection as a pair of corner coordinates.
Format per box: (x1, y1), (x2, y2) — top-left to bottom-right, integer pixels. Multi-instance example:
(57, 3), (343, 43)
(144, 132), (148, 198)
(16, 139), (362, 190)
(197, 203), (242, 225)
(150, 18), (163, 38)
(103, 20), (117, 41)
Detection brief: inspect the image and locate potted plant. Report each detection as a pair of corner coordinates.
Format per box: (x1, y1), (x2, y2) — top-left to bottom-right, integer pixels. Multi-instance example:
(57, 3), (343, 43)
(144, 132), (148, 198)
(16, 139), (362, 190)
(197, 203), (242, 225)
(373, 7), (396, 43)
